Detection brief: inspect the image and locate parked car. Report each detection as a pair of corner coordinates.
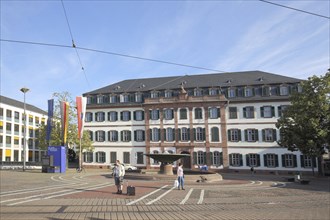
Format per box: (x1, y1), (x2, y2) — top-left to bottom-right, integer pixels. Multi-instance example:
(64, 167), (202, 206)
(109, 163), (138, 171)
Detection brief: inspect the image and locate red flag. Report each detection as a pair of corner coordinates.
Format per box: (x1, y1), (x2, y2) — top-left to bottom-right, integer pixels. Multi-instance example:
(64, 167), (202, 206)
(76, 96), (87, 139)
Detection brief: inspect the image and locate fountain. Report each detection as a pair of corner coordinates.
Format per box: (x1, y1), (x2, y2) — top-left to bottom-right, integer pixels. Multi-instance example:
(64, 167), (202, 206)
(144, 152), (190, 175)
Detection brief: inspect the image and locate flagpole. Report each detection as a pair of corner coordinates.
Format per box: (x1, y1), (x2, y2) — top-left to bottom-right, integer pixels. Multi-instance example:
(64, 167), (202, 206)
(79, 137), (82, 170)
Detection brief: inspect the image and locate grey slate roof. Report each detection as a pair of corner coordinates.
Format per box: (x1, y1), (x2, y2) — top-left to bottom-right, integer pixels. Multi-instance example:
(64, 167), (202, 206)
(0, 95), (47, 115)
(84, 70), (301, 95)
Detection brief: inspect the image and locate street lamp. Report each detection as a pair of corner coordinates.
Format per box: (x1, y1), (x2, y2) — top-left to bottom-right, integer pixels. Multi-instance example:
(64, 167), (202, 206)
(20, 87), (29, 172)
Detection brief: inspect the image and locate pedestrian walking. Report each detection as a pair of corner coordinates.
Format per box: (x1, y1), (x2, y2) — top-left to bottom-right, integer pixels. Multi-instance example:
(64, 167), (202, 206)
(250, 166), (255, 176)
(177, 163), (185, 190)
(113, 160), (125, 194)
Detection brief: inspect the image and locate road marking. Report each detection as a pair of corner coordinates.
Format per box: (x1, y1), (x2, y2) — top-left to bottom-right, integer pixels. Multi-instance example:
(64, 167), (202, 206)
(126, 185), (168, 206)
(146, 186), (175, 205)
(6, 182), (112, 206)
(0, 182), (87, 197)
(197, 189), (204, 204)
(180, 188), (193, 205)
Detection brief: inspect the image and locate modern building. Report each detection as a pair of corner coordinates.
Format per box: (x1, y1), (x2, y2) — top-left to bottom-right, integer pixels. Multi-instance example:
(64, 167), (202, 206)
(83, 71), (318, 173)
(0, 95), (48, 162)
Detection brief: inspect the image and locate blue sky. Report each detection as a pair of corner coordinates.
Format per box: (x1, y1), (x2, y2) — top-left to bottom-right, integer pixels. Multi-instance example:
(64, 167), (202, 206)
(1, 0), (329, 110)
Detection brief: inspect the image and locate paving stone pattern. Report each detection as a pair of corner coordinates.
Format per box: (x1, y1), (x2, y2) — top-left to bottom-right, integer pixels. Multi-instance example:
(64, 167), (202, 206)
(0, 170), (329, 220)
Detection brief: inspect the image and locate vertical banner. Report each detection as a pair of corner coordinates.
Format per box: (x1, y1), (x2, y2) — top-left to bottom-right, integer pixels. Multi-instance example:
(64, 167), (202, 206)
(60, 101), (69, 145)
(46, 99), (54, 143)
(76, 96), (87, 139)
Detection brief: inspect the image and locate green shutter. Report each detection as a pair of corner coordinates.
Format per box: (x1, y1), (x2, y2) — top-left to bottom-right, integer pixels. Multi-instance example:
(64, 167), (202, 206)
(229, 154), (233, 166)
(293, 155), (297, 167)
(264, 154), (268, 167)
(203, 128), (206, 141)
(262, 129), (265, 141)
(300, 155), (304, 168)
(243, 108), (246, 118)
(228, 130), (231, 141)
(193, 152), (197, 164)
(272, 129), (277, 142)
(220, 152), (223, 165)
(271, 106), (275, 117)
(260, 107), (264, 117)
(282, 155), (286, 167)
(257, 154), (260, 167)
(275, 155), (279, 167)
(246, 154), (250, 167)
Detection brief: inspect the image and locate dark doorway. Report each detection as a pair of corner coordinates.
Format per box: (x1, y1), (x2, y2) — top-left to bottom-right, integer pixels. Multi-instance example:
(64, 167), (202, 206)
(181, 151), (191, 169)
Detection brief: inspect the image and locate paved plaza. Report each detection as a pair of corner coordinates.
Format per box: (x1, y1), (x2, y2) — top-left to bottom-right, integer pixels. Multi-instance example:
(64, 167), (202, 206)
(0, 169), (329, 220)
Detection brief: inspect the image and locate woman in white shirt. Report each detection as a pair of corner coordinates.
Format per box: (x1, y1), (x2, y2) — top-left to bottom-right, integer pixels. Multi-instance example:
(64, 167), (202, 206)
(177, 163), (185, 190)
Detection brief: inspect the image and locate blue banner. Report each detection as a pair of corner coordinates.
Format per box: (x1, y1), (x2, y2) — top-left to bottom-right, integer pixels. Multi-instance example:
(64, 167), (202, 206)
(46, 99), (54, 142)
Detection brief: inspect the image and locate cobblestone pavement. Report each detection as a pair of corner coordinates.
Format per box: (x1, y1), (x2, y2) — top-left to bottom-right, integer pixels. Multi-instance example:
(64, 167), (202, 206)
(0, 169), (329, 220)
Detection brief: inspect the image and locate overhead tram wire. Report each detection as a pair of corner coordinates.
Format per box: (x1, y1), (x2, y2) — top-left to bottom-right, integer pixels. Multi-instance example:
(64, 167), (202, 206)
(0, 39), (227, 73)
(61, 0), (90, 88)
(259, 0), (330, 20)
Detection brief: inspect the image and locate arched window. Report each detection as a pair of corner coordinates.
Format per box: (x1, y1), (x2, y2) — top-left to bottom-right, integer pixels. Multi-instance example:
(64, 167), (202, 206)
(194, 108), (203, 119)
(211, 127), (219, 142)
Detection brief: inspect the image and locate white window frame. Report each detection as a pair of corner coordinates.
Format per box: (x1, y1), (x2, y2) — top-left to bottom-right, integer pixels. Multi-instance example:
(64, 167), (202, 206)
(135, 110), (143, 121)
(109, 111), (117, 121)
(135, 130), (144, 142)
(181, 127), (189, 141)
(165, 128), (174, 142)
(122, 130), (131, 142)
(151, 110), (159, 120)
(209, 107), (218, 119)
(108, 130), (118, 142)
(280, 85), (289, 96)
(231, 153), (241, 167)
(151, 128), (160, 142)
(164, 109), (173, 120)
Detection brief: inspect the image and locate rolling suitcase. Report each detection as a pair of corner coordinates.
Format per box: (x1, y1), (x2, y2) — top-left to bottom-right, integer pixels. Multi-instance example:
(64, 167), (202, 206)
(126, 181), (135, 196)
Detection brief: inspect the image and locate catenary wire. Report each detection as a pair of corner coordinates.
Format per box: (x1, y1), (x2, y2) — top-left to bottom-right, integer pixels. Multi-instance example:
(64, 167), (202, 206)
(61, 0), (90, 88)
(0, 39), (227, 73)
(259, 0), (330, 20)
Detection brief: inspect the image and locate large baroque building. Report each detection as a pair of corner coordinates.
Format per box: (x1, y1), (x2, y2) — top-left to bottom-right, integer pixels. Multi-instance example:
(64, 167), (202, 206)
(0, 95), (48, 162)
(83, 71), (317, 173)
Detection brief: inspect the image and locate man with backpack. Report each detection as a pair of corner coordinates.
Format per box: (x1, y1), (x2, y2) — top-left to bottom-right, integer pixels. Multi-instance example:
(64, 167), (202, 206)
(113, 160), (125, 194)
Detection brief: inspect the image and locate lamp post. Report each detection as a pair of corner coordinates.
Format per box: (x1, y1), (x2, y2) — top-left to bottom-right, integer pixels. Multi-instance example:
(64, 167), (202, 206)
(20, 87), (29, 172)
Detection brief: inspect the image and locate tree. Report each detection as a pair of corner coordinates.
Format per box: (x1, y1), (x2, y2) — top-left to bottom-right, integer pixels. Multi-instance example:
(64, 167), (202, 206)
(276, 71), (330, 175)
(38, 92), (93, 161)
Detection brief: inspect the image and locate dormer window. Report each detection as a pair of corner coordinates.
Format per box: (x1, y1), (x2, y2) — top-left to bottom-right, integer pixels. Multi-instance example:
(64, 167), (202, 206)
(244, 87), (254, 97)
(165, 90), (173, 98)
(87, 96), (93, 104)
(151, 91), (159, 98)
(228, 88), (236, 98)
(194, 88), (202, 96)
(262, 86), (270, 96)
(209, 88), (217, 95)
(109, 94), (117, 103)
(135, 93), (143, 102)
(97, 95), (104, 104)
(120, 93), (130, 103)
(280, 85), (289, 96)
